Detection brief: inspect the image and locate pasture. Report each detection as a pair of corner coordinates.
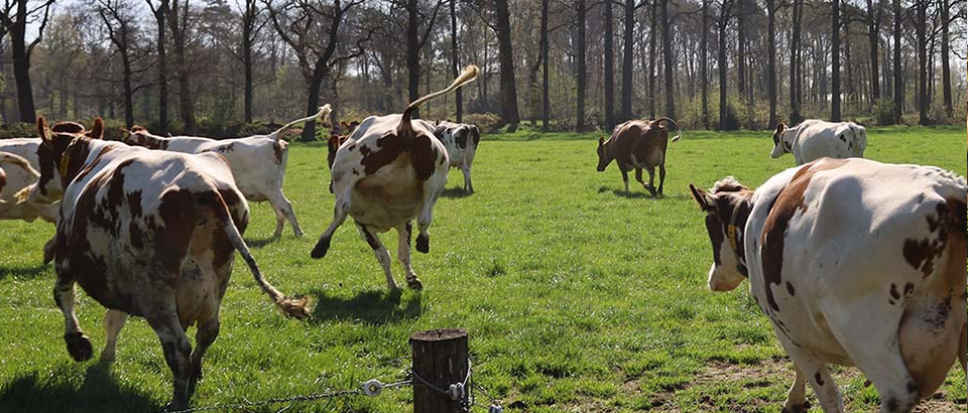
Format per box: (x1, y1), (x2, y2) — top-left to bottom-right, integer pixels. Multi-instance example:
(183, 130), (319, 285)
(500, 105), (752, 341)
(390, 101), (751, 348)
(0, 125), (965, 413)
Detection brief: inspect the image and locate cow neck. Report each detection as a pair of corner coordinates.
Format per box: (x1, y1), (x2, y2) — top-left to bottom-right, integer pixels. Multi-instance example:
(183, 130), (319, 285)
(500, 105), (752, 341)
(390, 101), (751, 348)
(61, 137), (108, 184)
(725, 193), (754, 278)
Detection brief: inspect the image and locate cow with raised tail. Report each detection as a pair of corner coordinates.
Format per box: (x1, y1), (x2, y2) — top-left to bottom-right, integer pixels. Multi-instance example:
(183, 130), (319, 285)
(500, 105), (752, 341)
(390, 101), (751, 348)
(27, 117), (309, 409)
(690, 158), (966, 413)
(123, 106), (331, 238)
(772, 119), (867, 165)
(433, 121), (481, 193)
(597, 118), (682, 197)
(0, 151), (38, 206)
(311, 65), (479, 292)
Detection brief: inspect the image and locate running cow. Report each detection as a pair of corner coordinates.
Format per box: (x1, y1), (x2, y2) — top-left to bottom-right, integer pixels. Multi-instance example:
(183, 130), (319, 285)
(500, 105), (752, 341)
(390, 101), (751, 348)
(27, 118), (309, 409)
(771, 119), (867, 165)
(312, 65), (479, 292)
(689, 158), (966, 413)
(597, 118), (682, 197)
(123, 106), (331, 238)
(434, 121), (481, 193)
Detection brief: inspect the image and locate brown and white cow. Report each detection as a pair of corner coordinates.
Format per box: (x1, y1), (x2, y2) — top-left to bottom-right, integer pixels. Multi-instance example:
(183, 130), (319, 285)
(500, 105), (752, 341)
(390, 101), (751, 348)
(311, 65), (479, 292)
(0, 151), (38, 206)
(597, 118), (682, 197)
(690, 158), (966, 413)
(772, 119), (867, 165)
(434, 121), (481, 193)
(0, 136), (62, 223)
(122, 106), (331, 238)
(28, 117), (308, 409)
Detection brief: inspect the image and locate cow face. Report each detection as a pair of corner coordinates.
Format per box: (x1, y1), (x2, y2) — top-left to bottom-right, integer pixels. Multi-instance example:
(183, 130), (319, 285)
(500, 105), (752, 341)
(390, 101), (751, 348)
(327, 135), (348, 170)
(689, 180), (753, 292)
(596, 137), (612, 172)
(771, 123), (789, 158)
(31, 118), (104, 203)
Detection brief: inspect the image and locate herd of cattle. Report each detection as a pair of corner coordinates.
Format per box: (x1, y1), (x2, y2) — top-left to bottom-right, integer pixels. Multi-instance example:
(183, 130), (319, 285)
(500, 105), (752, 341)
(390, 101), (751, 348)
(0, 62), (964, 413)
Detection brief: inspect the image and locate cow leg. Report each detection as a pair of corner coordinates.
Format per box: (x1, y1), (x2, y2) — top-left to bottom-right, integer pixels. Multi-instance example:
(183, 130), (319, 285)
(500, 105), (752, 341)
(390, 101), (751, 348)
(311, 189), (351, 259)
(147, 309), (194, 409)
(54, 276), (93, 362)
(620, 168), (630, 195)
(634, 168), (645, 186)
(645, 166), (658, 198)
(190, 312), (220, 382)
(100, 310), (129, 363)
(356, 222), (399, 292)
(397, 222), (422, 291)
(43, 237), (56, 265)
(462, 164), (474, 194)
(658, 164), (666, 197)
(782, 368), (810, 413)
(267, 191), (303, 238)
(781, 337), (845, 412)
(415, 188), (442, 255)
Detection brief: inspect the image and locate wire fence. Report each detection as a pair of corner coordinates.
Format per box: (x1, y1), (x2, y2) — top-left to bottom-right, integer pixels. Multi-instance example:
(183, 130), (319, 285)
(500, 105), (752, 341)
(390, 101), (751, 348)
(159, 361), (504, 413)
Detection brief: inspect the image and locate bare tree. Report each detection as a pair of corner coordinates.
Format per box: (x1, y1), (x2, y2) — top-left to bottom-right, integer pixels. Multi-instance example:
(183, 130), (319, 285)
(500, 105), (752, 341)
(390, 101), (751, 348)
(390, 0), (445, 115)
(766, 0), (777, 127)
(0, 0), (54, 122)
(168, 0), (195, 133)
(97, 0), (140, 128)
(146, 0), (168, 132)
(238, 0), (268, 123)
(576, 0), (587, 131)
(603, 0), (615, 130)
(867, 0), (883, 104)
(659, 0), (674, 118)
(831, 0), (841, 121)
(701, 0), (709, 127)
(790, 0), (803, 123)
(619, 0), (646, 123)
(494, 0), (519, 131)
(716, 0), (734, 129)
(892, 0), (903, 122)
(450, 0), (462, 122)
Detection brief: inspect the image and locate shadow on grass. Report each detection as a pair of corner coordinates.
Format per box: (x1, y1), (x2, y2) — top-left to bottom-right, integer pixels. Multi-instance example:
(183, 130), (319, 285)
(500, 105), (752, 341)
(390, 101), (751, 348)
(596, 186), (657, 199)
(0, 363), (160, 413)
(0, 263), (49, 281)
(441, 187), (473, 199)
(309, 289), (423, 325)
(245, 235), (280, 249)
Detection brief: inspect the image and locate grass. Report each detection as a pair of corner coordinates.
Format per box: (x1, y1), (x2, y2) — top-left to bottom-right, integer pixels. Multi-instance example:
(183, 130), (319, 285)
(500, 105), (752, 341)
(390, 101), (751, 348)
(0, 125), (965, 413)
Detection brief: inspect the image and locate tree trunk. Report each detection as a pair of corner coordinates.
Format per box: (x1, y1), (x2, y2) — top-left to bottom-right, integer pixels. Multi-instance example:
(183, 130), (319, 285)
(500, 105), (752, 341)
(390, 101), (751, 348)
(303, 62), (326, 142)
(541, 0), (550, 129)
(767, 0), (777, 127)
(577, 0), (587, 131)
(892, 0), (902, 122)
(915, 0), (927, 125)
(939, 0), (951, 116)
(604, 0), (615, 130)
(831, 0), (841, 122)
(169, 0), (195, 134)
(701, 0), (709, 128)
(494, 0), (519, 131)
(791, 0), (803, 123)
(621, 0), (635, 123)
(660, 0), (674, 118)
(867, 0), (881, 103)
(737, 0), (746, 99)
(718, 0), (730, 130)
(648, 0), (657, 119)
(122, 54), (134, 128)
(406, 0), (420, 116)
(153, 0), (169, 133)
(9, 8), (35, 123)
(451, 0), (462, 122)
(242, 0), (255, 123)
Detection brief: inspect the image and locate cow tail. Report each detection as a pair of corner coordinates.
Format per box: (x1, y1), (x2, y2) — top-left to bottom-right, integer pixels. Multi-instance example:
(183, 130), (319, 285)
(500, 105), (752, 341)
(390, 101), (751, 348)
(650, 117), (683, 142)
(203, 190), (310, 319)
(0, 152), (39, 179)
(398, 65), (479, 133)
(268, 104), (332, 142)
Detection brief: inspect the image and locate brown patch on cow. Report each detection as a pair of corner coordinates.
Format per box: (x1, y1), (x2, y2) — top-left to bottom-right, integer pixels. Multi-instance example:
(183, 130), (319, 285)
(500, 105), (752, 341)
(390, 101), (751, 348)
(902, 200), (963, 279)
(470, 126), (481, 149)
(814, 372), (825, 387)
(59, 175), (114, 309)
(213, 143), (235, 154)
(760, 159), (849, 312)
(411, 135), (438, 181)
(273, 141), (286, 164)
(359, 223), (380, 250)
(212, 188), (246, 270)
(327, 135), (348, 170)
(455, 129), (468, 149)
(0, 167), (6, 193)
(891, 284), (902, 300)
(127, 190), (143, 218)
(786, 282), (795, 296)
(156, 189), (196, 277)
(72, 146), (114, 184)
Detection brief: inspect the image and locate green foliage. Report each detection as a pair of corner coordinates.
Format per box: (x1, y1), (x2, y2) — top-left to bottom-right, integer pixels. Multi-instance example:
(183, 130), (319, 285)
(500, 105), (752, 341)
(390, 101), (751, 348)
(0, 126), (965, 412)
(874, 98), (898, 126)
(463, 112), (502, 131)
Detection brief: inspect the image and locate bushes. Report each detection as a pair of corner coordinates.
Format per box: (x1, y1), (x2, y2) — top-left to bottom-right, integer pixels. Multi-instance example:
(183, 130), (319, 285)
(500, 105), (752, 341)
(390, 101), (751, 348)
(873, 98), (897, 126)
(463, 113), (502, 131)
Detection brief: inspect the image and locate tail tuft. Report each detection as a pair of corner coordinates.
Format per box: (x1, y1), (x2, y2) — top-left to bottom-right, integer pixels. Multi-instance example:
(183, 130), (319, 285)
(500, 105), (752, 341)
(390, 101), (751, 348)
(275, 296), (311, 319)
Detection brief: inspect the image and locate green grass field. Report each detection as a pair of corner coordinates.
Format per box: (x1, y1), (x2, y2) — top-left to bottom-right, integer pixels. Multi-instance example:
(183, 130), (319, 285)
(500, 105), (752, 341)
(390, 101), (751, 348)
(0, 126), (965, 413)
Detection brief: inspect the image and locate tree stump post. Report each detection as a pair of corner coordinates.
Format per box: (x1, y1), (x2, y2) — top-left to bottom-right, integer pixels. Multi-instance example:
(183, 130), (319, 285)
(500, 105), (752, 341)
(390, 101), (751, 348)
(410, 328), (469, 413)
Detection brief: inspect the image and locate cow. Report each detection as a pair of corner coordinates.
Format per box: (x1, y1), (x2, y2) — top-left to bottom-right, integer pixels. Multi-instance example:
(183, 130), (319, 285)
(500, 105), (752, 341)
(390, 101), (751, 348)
(0, 151), (38, 206)
(122, 106), (332, 238)
(311, 65), (479, 292)
(772, 119), (867, 165)
(597, 118), (682, 197)
(0, 137), (61, 223)
(689, 158), (966, 413)
(27, 117), (309, 409)
(434, 121), (481, 193)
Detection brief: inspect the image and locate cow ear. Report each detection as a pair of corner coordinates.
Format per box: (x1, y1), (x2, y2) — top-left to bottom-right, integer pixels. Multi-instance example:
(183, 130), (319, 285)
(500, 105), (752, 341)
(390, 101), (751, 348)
(328, 135), (340, 151)
(37, 117), (52, 142)
(598, 137), (605, 145)
(87, 118), (104, 140)
(689, 184), (716, 212)
(775, 122), (786, 134)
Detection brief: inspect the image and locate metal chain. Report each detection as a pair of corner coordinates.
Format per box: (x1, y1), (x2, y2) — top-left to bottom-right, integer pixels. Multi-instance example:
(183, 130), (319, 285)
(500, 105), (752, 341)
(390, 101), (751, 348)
(158, 380), (412, 413)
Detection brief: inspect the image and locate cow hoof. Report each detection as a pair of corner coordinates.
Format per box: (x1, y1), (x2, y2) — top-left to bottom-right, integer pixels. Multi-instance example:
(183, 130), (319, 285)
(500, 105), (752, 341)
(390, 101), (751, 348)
(310, 238), (331, 259)
(416, 235), (430, 254)
(782, 401), (810, 413)
(407, 276), (423, 291)
(65, 332), (93, 362)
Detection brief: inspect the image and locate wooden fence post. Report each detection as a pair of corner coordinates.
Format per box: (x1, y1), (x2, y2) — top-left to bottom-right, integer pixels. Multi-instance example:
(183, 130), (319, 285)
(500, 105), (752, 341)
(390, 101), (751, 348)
(410, 328), (469, 413)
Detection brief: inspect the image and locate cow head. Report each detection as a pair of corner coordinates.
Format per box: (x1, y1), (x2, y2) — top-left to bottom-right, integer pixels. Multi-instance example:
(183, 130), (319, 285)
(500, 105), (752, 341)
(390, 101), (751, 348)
(771, 122), (790, 158)
(689, 178), (754, 292)
(123, 126), (169, 150)
(597, 137), (612, 172)
(327, 134), (348, 170)
(31, 117), (104, 203)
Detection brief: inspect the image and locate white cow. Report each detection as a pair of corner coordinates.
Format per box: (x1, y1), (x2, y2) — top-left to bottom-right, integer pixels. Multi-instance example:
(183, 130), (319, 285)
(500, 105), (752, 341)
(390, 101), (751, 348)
(0, 137), (60, 222)
(690, 158), (966, 413)
(772, 120), (867, 165)
(311, 65), (479, 292)
(123, 106), (331, 238)
(433, 121), (481, 193)
(0, 151), (38, 206)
